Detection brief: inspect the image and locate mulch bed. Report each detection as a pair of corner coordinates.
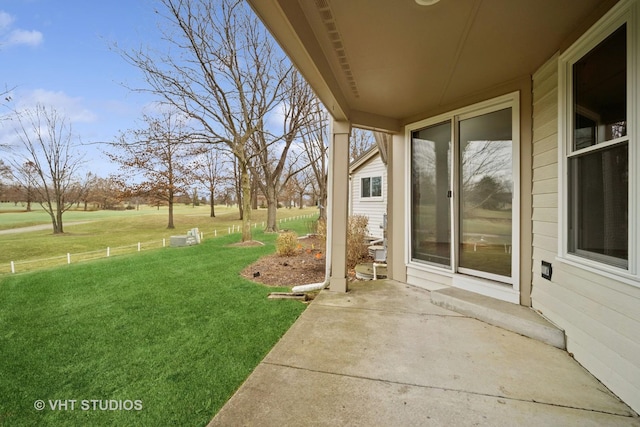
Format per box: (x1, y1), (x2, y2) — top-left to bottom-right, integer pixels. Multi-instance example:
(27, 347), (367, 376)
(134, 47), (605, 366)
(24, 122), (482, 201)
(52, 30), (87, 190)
(240, 236), (327, 287)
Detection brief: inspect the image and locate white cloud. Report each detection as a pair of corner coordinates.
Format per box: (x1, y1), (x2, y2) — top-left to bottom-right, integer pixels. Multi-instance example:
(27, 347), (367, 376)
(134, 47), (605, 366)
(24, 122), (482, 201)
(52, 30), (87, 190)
(0, 11), (15, 30)
(15, 89), (97, 123)
(0, 10), (43, 48)
(7, 29), (43, 47)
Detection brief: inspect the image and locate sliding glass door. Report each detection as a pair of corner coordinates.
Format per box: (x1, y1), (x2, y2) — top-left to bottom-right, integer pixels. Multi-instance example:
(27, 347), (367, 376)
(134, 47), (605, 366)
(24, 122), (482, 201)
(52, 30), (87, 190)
(458, 108), (513, 279)
(411, 121), (451, 266)
(410, 104), (515, 284)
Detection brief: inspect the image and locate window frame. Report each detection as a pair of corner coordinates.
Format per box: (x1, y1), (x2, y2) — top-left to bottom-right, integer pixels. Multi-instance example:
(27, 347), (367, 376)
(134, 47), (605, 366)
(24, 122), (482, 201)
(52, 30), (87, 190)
(360, 175), (383, 200)
(558, 0), (639, 284)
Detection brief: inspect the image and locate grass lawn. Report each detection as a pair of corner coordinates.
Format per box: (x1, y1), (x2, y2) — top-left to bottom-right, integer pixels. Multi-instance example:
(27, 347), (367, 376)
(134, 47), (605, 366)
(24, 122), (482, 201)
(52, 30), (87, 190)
(0, 221), (310, 426)
(0, 204), (318, 274)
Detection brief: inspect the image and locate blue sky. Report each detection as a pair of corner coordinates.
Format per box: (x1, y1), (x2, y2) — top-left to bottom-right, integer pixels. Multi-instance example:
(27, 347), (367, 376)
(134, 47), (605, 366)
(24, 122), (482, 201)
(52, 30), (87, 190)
(1, 0), (164, 175)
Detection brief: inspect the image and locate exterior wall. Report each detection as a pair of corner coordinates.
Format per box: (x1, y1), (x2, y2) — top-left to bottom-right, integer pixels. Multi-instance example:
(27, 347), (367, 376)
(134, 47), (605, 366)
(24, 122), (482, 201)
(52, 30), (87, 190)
(349, 154), (387, 239)
(531, 54), (640, 414)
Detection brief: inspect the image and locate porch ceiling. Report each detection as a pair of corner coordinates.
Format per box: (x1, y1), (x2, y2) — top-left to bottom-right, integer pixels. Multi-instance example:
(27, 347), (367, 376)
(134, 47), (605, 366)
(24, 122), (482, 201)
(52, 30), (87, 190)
(248, 0), (613, 132)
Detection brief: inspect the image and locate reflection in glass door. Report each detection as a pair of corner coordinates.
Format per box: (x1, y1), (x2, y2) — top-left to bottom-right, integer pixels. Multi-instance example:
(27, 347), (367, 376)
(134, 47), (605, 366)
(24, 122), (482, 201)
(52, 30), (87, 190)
(411, 122), (451, 267)
(410, 107), (514, 283)
(459, 108), (513, 279)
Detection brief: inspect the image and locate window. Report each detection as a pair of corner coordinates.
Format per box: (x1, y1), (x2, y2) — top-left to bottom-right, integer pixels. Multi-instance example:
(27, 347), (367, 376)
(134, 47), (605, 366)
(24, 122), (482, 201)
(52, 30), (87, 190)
(569, 24), (628, 268)
(560, 0), (638, 279)
(361, 176), (382, 198)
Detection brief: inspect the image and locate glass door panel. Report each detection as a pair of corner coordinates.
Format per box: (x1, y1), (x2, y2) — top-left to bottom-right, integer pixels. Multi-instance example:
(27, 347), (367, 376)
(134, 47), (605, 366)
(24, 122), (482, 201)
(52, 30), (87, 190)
(411, 122), (451, 266)
(458, 108), (513, 278)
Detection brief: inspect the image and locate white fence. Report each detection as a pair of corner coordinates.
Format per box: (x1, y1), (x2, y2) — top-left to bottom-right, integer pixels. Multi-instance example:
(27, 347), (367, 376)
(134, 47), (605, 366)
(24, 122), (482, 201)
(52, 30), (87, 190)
(2, 215), (315, 275)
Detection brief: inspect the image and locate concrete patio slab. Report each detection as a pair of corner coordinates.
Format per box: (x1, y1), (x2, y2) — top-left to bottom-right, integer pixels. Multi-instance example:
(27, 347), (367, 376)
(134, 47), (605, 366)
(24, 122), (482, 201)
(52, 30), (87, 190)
(209, 280), (639, 426)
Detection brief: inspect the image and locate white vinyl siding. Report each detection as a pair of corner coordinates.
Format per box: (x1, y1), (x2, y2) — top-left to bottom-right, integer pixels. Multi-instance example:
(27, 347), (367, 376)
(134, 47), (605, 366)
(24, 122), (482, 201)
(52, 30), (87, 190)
(531, 1), (640, 412)
(350, 153), (387, 239)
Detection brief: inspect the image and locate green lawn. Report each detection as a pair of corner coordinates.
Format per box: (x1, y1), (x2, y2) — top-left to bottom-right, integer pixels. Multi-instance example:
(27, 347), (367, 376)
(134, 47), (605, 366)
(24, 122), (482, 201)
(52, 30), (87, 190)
(0, 204), (318, 274)
(0, 222), (310, 426)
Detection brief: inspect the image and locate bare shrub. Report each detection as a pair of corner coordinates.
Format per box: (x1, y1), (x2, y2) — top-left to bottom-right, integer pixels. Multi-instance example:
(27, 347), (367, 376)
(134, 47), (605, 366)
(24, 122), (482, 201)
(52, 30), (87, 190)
(315, 215), (369, 268)
(347, 215), (369, 268)
(276, 231), (299, 256)
(316, 218), (327, 242)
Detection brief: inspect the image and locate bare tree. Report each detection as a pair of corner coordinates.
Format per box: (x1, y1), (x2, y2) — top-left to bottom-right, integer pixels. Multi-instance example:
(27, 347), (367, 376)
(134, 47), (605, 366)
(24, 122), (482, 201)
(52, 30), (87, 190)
(1, 84), (15, 135)
(300, 99), (329, 220)
(192, 144), (229, 217)
(249, 69), (315, 232)
(0, 159), (11, 200)
(105, 111), (200, 229)
(118, 0), (289, 241)
(9, 105), (85, 233)
(350, 128), (375, 162)
(90, 176), (123, 210)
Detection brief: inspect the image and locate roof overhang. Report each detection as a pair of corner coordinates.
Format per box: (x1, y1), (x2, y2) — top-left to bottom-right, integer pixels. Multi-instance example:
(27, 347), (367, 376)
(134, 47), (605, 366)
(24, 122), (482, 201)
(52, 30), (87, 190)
(248, 0), (619, 132)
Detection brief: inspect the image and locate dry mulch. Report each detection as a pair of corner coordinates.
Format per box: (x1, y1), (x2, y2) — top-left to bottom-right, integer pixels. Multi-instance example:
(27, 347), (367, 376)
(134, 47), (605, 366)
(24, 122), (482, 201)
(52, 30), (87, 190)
(240, 236), (327, 287)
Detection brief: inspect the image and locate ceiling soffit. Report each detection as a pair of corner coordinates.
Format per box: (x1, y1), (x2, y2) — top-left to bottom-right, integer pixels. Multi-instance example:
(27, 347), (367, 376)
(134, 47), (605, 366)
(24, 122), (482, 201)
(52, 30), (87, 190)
(261, 0), (613, 130)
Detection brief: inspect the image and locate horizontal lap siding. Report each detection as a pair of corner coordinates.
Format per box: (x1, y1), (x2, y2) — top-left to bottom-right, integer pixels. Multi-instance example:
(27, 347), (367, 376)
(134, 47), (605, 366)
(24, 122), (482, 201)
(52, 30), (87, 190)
(531, 54), (640, 413)
(350, 155), (387, 239)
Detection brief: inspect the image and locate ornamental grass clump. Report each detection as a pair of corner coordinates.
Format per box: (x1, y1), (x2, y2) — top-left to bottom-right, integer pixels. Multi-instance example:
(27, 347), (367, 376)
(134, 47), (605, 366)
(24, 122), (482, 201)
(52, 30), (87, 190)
(276, 231), (299, 256)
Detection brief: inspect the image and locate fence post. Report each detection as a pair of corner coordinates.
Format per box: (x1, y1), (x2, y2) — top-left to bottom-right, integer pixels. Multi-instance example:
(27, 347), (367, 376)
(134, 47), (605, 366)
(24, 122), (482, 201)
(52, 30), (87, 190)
(107, 247), (110, 257)
(163, 238), (166, 247)
(214, 229), (217, 237)
(10, 261), (15, 274)
(67, 253), (71, 264)
(138, 242), (141, 252)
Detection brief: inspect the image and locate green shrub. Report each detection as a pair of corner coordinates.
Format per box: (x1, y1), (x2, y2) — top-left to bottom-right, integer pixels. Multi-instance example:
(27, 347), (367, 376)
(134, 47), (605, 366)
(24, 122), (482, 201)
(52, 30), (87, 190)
(276, 231), (299, 256)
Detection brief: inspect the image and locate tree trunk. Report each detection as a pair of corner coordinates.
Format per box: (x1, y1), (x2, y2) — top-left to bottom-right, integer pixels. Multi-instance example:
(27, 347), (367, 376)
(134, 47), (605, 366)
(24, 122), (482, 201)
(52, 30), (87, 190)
(234, 158), (243, 220)
(251, 176), (258, 210)
(265, 185), (278, 232)
(167, 191), (175, 229)
(209, 187), (215, 217)
(54, 207), (64, 234)
(240, 163), (252, 242)
(318, 185), (327, 221)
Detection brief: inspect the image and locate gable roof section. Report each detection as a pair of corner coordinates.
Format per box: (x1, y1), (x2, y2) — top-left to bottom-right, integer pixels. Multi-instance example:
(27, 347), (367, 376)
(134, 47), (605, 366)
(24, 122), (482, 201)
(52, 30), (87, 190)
(349, 145), (380, 174)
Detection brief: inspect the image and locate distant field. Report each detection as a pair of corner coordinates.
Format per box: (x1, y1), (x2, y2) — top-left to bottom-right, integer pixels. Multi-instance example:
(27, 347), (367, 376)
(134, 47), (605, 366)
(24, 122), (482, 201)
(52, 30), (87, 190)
(0, 203), (319, 274)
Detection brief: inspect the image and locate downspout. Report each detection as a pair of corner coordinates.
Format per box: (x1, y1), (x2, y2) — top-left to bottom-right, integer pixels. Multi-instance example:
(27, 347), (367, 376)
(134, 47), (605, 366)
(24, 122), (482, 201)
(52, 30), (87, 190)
(292, 119), (338, 293)
(291, 226), (332, 293)
(291, 172), (334, 292)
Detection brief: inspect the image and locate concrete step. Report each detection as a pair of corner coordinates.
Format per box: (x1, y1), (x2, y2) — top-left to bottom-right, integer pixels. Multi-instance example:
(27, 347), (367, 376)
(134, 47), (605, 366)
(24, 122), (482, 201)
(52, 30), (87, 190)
(430, 287), (566, 349)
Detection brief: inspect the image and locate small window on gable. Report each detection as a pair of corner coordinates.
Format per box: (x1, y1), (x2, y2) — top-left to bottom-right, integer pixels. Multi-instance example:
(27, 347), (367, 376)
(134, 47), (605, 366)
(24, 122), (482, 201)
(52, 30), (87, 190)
(361, 176), (382, 198)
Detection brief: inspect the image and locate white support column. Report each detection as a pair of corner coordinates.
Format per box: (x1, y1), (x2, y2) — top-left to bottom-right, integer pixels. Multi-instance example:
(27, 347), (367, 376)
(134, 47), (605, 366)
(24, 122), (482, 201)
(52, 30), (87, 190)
(328, 118), (351, 292)
(387, 132), (407, 282)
